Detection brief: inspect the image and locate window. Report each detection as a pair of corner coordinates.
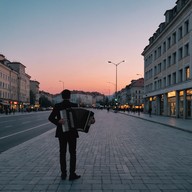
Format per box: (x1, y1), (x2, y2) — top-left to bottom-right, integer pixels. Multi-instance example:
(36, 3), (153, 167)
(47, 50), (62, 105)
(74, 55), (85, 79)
(184, 43), (189, 57)
(172, 32), (177, 45)
(163, 77), (166, 87)
(178, 47), (183, 60)
(163, 59), (166, 70)
(173, 52), (177, 64)
(184, 20), (189, 35)
(179, 69), (183, 83)
(158, 46), (161, 57)
(167, 37), (171, 48)
(185, 66), (190, 80)
(172, 72), (176, 84)
(154, 66), (157, 75)
(178, 26), (183, 40)
(163, 41), (166, 53)
(168, 75), (171, 86)
(158, 63), (161, 73)
(168, 55), (171, 67)
(154, 50), (157, 60)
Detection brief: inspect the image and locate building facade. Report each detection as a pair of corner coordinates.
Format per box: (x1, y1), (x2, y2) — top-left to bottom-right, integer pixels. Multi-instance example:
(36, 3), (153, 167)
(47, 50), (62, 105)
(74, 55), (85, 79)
(0, 54), (31, 112)
(142, 0), (192, 118)
(118, 78), (144, 109)
(30, 80), (40, 109)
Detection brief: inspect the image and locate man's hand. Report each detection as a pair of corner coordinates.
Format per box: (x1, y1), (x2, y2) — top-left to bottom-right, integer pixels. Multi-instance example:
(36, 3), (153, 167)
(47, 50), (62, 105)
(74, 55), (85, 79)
(58, 118), (65, 125)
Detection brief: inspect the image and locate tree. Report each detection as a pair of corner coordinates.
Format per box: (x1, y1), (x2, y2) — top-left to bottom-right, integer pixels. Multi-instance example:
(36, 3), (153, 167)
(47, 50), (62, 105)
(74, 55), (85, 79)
(39, 96), (53, 108)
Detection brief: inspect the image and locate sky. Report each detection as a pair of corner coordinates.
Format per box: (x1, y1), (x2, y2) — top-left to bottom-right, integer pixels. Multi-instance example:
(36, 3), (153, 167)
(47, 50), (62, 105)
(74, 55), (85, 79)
(0, 0), (176, 95)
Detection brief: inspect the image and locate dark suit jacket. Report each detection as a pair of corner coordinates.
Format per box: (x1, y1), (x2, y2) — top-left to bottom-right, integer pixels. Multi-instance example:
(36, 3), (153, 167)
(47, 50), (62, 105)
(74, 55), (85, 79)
(48, 99), (79, 138)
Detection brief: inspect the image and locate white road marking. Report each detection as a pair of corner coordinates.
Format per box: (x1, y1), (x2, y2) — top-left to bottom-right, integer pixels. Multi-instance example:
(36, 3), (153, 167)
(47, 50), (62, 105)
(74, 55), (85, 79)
(0, 122), (51, 140)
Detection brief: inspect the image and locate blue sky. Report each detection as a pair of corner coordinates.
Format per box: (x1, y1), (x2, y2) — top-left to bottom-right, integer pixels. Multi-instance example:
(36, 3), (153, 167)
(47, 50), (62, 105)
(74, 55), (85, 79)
(0, 0), (176, 94)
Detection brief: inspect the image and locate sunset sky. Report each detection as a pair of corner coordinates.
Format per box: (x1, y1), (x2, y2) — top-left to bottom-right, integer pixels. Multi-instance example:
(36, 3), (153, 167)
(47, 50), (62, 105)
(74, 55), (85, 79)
(0, 0), (176, 95)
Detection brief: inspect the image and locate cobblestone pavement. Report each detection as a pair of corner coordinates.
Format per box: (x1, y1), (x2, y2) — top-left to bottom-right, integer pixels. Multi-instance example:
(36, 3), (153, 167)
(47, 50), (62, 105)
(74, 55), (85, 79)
(0, 109), (192, 192)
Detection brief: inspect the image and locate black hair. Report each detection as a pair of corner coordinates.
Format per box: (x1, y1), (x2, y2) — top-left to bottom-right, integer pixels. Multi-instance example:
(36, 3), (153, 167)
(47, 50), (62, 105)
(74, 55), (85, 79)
(61, 89), (71, 99)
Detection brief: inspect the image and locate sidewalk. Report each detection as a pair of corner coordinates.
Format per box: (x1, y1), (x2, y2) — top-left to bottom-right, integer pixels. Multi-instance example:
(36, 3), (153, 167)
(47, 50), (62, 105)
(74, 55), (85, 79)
(121, 111), (192, 133)
(1, 110), (192, 191)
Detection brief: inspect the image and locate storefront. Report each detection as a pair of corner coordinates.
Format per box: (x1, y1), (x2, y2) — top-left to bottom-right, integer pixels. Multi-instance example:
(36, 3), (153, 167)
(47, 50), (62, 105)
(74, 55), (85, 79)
(186, 89), (192, 118)
(0, 100), (10, 113)
(167, 91), (176, 117)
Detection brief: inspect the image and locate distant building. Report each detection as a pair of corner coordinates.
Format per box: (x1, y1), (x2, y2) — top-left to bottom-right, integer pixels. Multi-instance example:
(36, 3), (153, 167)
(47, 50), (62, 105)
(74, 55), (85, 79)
(142, 0), (192, 118)
(52, 90), (104, 107)
(30, 80), (40, 109)
(119, 78), (144, 109)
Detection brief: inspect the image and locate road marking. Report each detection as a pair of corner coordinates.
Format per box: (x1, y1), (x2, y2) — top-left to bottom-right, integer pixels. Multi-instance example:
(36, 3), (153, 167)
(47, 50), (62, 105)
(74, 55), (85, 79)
(0, 120), (15, 124)
(4, 125), (13, 128)
(21, 121), (31, 124)
(0, 122), (52, 140)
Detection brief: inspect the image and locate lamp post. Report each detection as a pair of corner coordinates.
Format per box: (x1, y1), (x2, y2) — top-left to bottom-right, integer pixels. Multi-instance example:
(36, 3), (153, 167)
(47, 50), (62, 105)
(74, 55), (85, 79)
(108, 60), (125, 100)
(59, 80), (64, 90)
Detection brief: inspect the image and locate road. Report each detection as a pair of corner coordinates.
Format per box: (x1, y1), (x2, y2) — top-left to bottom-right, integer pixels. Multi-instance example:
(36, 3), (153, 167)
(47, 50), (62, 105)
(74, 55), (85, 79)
(0, 111), (54, 153)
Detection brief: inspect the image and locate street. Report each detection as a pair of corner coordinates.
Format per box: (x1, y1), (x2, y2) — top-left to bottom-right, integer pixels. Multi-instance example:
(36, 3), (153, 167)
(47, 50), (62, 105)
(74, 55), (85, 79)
(0, 109), (192, 191)
(0, 111), (54, 153)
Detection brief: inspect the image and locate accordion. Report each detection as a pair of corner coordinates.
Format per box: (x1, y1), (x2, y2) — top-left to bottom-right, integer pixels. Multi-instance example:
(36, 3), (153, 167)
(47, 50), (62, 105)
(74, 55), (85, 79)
(60, 108), (95, 133)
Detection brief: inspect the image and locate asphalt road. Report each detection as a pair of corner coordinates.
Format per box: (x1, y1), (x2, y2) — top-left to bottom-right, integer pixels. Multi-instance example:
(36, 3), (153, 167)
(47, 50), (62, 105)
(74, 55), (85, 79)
(0, 111), (55, 153)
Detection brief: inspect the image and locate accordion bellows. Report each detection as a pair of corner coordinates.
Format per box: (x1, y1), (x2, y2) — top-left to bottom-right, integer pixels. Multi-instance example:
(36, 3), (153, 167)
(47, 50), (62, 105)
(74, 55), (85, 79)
(60, 108), (94, 133)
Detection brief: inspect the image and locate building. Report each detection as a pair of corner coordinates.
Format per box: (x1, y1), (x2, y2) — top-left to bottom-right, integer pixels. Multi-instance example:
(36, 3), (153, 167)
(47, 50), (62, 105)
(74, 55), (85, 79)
(52, 90), (104, 107)
(118, 78), (144, 109)
(30, 80), (40, 109)
(0, 54), (31, 112)
(142, 0), (192, 118)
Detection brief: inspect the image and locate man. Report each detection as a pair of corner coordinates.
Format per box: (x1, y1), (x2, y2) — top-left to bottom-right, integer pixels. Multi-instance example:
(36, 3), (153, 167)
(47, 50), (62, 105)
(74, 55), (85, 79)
(48, 89), (80, 180)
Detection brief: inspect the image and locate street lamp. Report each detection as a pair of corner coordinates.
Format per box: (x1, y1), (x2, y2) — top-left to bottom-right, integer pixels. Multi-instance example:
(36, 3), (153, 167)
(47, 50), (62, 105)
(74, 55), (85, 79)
(59, 80), (64, 90)
(108, 60), (125, 100)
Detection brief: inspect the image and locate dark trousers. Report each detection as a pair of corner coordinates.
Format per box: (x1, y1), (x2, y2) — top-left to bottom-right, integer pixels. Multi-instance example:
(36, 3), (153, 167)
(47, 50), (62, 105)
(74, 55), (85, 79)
(58, 134), (77, 175)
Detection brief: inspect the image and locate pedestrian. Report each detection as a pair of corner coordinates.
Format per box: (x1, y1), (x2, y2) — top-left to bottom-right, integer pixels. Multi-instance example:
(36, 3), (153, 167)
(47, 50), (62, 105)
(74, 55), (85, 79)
(48, 89), (81, 181)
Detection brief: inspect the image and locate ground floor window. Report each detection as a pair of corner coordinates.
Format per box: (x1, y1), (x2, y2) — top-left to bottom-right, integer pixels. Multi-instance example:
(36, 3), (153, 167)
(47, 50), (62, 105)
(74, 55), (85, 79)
(186, 89), (192, 118)
(168, 97), (176, 116)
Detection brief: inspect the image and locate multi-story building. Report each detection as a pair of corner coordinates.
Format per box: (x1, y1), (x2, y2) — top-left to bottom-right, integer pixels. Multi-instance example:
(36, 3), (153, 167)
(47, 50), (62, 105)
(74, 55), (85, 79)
(118, 78), (144, 109)
(0, 54), (31, 111)
(7, 62), (31, 110)
(142, 0), (192, 118)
